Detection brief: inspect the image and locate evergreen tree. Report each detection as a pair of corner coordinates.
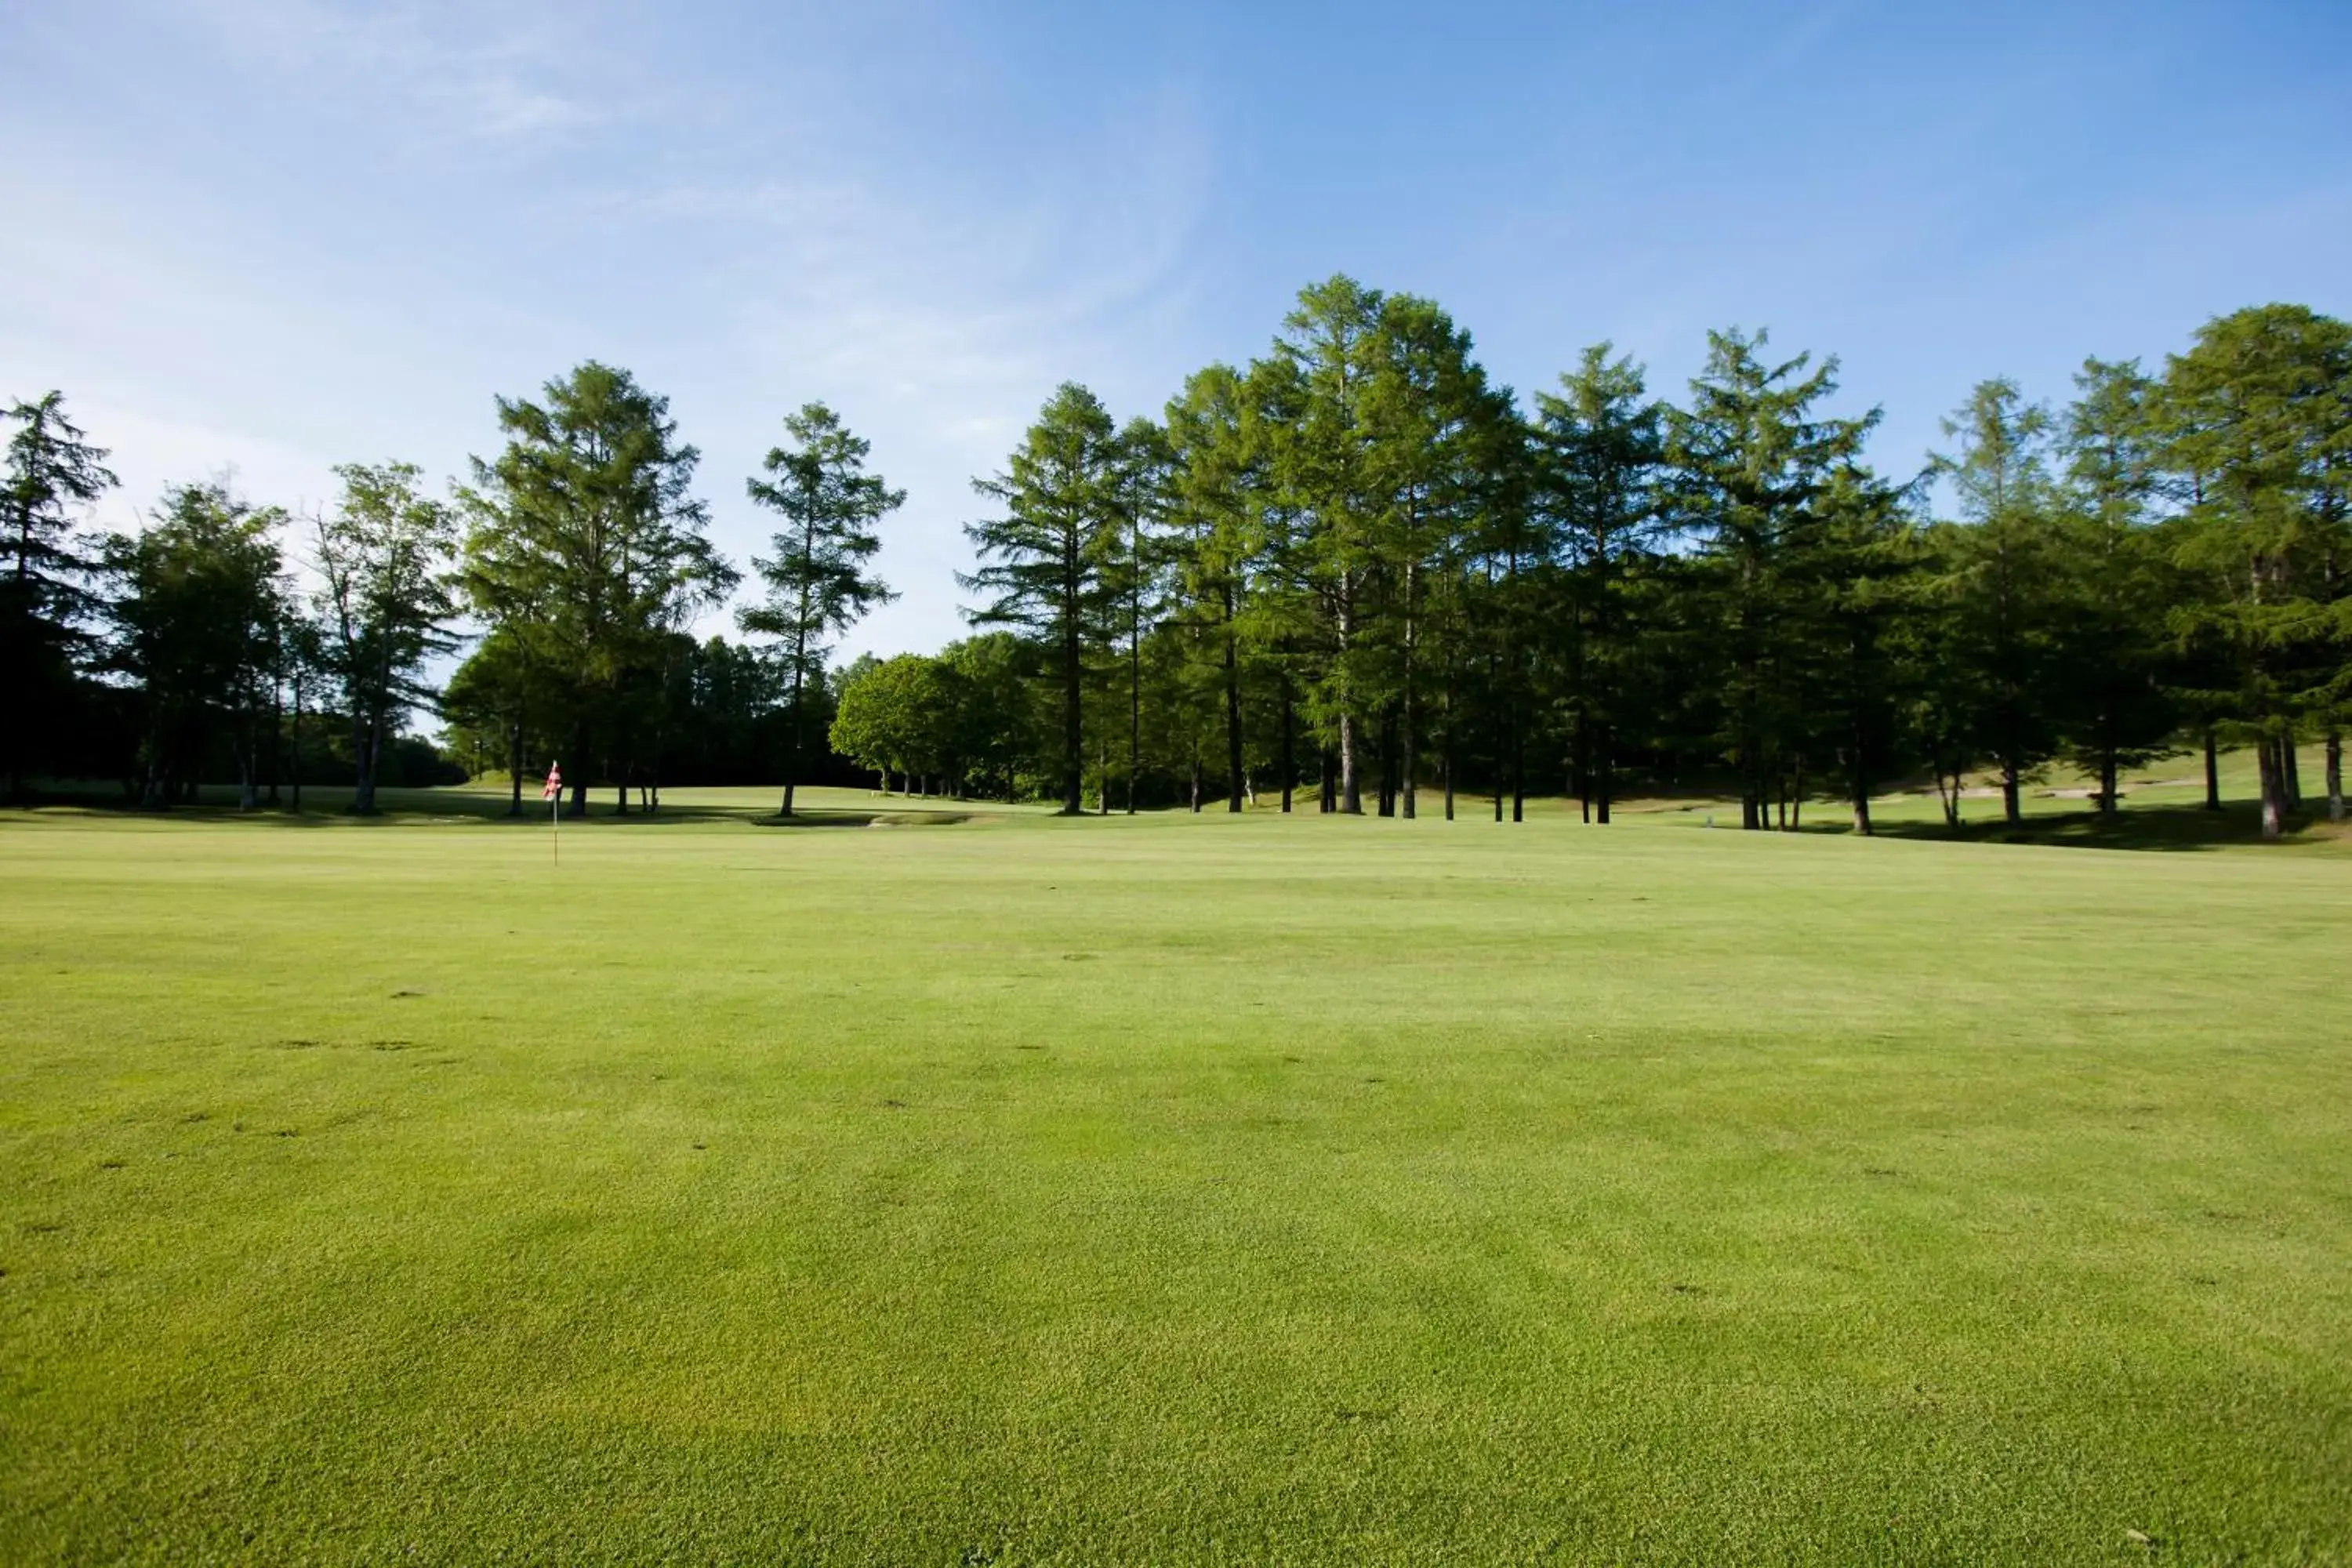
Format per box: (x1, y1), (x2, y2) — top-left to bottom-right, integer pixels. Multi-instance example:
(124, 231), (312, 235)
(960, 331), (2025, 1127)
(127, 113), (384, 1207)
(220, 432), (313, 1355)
(960, 383), (1121, 815)
(1669, 329), (1876, 829)
(100, 481), (287, 809)
(1532, 344), (1666, 823)
(459, 363), (735, 816)
(2155, 304), (2352, 838)
(738, 402), (902, 817)
(1930, 378), (2071, 825)
(2, 392), (118, 799)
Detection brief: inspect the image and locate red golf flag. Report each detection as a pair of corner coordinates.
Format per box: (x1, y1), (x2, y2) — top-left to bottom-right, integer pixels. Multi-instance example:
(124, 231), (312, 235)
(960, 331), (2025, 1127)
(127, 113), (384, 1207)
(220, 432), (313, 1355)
(542, 761), (562, 801)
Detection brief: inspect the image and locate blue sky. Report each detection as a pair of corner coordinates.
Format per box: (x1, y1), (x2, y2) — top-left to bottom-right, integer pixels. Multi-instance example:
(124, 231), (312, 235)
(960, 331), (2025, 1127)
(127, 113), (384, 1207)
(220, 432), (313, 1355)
(5, 1), (2348, 658)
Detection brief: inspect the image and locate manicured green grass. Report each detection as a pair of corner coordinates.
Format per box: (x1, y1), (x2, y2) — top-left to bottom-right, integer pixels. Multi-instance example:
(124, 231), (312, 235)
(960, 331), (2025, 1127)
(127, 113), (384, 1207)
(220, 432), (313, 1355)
(2, 794), (2348, 1563)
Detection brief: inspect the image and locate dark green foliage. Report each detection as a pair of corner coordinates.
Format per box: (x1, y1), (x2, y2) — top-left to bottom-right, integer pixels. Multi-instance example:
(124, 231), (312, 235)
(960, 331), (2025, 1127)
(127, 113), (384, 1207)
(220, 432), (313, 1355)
(960, 383), (1123, 815)
(458, 362), (737, 816)
(98, 481), (288, 809)
(2, 392), (117, 799)
(738, 403), (902, 816)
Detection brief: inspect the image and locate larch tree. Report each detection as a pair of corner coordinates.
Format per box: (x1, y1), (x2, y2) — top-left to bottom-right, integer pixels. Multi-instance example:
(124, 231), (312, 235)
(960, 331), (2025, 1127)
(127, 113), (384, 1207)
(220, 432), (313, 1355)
(738, 401), (902, 818)
(1532, 343), (1667, 824)
(1269, 276), (1388, 813)
(1930, 378), (2071, 826)
(2056, 358), (2178, 815)
(960, 382), (1121, 815)
(2, 392), (117, 800)
(1669, 329), (1877, 829)
(459, 362), (735, 817)
(2156, 304), (2352, 838)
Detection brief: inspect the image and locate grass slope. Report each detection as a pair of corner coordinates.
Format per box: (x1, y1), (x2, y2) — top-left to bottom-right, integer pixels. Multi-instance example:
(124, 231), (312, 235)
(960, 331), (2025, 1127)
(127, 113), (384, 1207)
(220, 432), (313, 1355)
(2, 800), (2348, 1563)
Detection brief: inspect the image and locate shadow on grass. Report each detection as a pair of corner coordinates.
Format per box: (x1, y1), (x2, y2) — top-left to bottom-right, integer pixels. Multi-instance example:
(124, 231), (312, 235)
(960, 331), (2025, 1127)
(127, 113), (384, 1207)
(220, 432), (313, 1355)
(7, 782), (990, 831)
(1859, 800), (2343, 852)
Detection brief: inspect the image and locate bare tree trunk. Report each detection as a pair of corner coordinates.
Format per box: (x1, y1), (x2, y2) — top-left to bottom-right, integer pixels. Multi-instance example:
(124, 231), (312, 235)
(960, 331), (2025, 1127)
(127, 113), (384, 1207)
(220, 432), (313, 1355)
(2001, 757), (2022, 826)
(1279, 684), (1295, 814)
(506, 718), (524, 817)
(2203, 729), (2222, 811)
(289, 677), (305, 814)
(2258, 735), (2285, 840)
(2281, 734), (2303, 808)
(1441, 684), (1454, 822)
(1222, 597), (1243, 813)
(2098, 743), (2118, 817)
(2328, 729), (2344, 823)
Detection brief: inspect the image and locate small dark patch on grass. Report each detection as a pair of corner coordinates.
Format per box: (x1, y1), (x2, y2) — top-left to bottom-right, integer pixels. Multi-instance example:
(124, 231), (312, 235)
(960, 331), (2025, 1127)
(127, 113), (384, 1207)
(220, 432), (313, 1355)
(1014, 1044), (1043, 1051)
(271, 1128), (298, 1138)
(369, 1040), (410, 1052)
(389, 989), (426, 999)
(1062, 952), (1097, 962)
(2189, 1273), (2219, 1286)
(23, 1221), (64, 1235)
(231, 1120), (245, 1132)
(1671, 1283), (1704, 1295)
(98, 1158), (125, 1170)
(882, 1098), (909, 1109)
(1863, 1167), (1899, 1178)
(274, 1038), (321, 1050)
(691, 1142), (706, 1151)
(179, 1111), (209, 1124)
(1282, 1054), (1302, 1063)
(1363, 1075), (1385, 1083)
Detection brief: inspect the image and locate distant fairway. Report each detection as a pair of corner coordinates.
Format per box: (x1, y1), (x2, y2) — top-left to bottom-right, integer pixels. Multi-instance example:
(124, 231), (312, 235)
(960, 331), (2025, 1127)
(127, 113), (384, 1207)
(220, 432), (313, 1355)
(2, 793), (2348, 1563)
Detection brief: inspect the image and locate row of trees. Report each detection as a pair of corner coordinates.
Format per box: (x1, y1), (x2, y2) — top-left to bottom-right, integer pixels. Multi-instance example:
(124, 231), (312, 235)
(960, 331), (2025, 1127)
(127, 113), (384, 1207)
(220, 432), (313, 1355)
(7, 283), (2346, 837)
(819, 284), (2344, 838)
(1, 373), (896, 815)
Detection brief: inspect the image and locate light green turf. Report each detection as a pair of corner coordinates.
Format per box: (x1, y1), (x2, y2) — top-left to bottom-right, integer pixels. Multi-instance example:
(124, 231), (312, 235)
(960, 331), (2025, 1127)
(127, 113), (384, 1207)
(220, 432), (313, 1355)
(2, 792), (2348, 1564)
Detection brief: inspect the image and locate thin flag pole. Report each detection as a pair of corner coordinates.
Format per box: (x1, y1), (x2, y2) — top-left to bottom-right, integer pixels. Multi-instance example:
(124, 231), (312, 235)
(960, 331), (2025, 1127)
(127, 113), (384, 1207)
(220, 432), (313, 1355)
(544, 760), (562, 866)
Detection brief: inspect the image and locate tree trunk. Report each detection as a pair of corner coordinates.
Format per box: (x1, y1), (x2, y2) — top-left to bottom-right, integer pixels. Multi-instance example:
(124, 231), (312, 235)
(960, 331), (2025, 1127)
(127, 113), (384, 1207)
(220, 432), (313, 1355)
(1279, 686), (1294, 814)
(288, 677), (306, 814)
(2327, 730), (2344, 823)
(1339, 709), (1361, 814)
(1511, 725), (1524, 823)
(781, 646), (807, 818)
(350, 706), (376, 815)
(266, 677), (282, 807)
(2258, 735), (2285, 840)
(2281, 735), (2303, 808)
(1222, 597), (1243, 813)
(1061, 621), (1083, 816)
(2001, 758), (2022, 826)
(1440, 684), (1454, 822)
(1338, 578), (1361, 813)
(1596, 723), (1613, 826)
(506, 719), (524, 818)
(2098, 744), (2118, 817)
(1850, 723), (1871, 836)
(2203, 729), (2222, 811)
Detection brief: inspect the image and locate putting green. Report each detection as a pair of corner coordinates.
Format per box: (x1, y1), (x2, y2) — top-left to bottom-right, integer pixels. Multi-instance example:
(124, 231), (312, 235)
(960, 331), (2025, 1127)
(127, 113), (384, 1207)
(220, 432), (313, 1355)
(2, 796), (2347, 1563)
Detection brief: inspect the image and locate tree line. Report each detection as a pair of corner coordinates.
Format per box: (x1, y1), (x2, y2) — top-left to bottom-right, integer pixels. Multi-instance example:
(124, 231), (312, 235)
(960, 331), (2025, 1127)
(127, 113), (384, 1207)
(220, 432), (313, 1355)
(6, 279), (2347, 837)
